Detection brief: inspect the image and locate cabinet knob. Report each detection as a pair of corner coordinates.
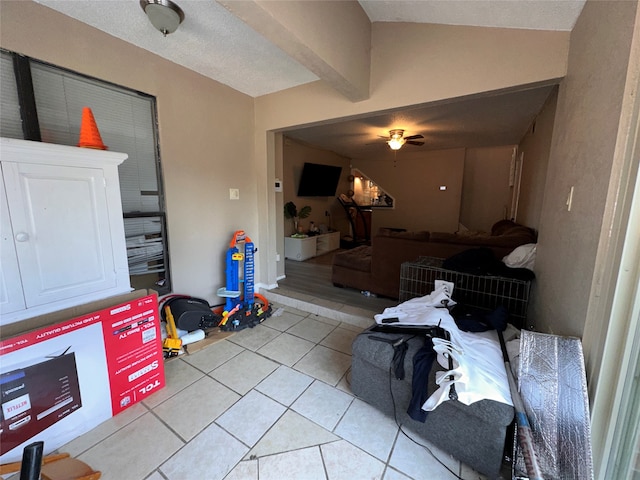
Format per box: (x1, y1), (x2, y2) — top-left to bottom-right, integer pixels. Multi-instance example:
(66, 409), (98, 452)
(15, 232), (29, 242)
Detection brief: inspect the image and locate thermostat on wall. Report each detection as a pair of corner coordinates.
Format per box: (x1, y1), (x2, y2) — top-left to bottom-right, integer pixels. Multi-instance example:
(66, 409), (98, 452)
(275, 179), (282, 192)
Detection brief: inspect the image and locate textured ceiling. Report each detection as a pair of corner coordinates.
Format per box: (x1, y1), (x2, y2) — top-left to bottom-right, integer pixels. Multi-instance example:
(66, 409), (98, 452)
(34, 0), (583, 155)
(35, 0), (584, 98)
(35, 0), (320, 97)
(359, 0), (586, 31)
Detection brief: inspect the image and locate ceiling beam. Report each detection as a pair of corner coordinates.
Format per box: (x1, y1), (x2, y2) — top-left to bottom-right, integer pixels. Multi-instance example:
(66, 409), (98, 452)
(218, 0), (371, 102)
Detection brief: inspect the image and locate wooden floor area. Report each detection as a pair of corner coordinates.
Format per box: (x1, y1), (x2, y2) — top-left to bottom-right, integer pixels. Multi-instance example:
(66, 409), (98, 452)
(278, 253), (397, 314)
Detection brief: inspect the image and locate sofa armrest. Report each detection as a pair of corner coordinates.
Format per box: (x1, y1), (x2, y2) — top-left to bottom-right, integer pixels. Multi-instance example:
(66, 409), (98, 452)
(369, 235), (435, 297)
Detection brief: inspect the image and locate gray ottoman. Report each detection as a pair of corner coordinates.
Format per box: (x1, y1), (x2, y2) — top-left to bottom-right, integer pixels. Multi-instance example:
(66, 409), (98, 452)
(351, 327), (514, 478)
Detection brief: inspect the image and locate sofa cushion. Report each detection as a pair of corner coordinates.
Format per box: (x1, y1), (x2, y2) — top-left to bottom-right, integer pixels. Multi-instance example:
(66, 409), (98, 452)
(378, 229), (430, 241)
(428, 231), (501, 246)
(453, 229), (487, 237)
(491, 220), (537, 239)
(430, 227), (536, 248)
(502, 225), (536, 237)
(491, 219), (519, 235)
(332, 245), (372, 272)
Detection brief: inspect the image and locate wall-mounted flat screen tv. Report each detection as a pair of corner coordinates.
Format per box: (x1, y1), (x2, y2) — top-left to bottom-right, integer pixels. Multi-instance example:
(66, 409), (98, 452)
(297, 162), (343, 197)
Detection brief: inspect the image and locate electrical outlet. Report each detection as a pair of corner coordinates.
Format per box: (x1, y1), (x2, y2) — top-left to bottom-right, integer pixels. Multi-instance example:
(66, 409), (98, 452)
(229, 188), (239, 200)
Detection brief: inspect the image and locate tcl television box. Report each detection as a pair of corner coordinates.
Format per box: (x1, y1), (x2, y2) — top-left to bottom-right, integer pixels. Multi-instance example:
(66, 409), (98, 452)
(0, 290), (165, 463)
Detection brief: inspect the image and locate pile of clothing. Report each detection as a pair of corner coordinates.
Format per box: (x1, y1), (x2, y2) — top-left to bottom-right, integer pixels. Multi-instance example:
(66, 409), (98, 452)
(373, 284), (515, 420)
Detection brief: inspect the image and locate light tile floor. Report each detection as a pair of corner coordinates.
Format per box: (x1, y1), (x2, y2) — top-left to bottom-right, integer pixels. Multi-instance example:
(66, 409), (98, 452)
(56, 302), (492, 480)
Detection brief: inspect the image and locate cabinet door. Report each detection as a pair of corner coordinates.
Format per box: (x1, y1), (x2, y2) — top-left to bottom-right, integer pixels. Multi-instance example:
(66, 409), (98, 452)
(284, 236), (316, 261)
(0, 170), (26, 314)
(3, 162), (117, 307)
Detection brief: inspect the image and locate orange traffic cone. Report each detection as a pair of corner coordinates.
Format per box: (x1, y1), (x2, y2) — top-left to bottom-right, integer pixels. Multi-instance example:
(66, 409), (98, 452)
(77, 107), (107, 150)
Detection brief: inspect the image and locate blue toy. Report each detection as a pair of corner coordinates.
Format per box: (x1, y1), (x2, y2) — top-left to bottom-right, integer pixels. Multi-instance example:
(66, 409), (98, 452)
(217, 230), (270, 331)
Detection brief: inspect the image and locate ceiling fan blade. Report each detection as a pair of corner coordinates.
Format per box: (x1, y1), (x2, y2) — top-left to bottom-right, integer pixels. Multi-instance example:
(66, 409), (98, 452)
(404, 134), (424, 140)
(406, 140), (425, 146)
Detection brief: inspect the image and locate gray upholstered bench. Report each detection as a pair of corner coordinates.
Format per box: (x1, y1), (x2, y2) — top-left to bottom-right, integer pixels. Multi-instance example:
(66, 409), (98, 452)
(351, 326), (514, 478)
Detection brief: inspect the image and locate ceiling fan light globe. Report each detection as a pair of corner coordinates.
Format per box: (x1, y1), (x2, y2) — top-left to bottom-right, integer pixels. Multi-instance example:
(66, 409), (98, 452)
(388, 138), (405, 150)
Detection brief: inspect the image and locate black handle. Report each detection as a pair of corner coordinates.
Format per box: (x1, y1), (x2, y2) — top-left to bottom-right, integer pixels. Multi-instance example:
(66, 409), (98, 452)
(20, 441), (43, 480)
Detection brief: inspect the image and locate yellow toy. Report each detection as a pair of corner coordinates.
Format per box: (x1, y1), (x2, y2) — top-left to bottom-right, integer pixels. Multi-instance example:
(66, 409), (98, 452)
(162, 305), (182, 357)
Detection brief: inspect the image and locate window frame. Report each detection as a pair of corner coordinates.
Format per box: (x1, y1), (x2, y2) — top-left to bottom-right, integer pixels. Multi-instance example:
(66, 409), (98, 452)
(0, 48), (171, 295)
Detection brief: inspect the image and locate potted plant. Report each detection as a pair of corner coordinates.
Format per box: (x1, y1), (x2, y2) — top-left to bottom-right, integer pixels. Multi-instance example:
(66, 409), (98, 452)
(284, 201), (311, 234)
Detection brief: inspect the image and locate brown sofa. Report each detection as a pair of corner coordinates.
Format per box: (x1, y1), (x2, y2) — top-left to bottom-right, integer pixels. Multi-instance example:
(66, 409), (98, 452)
(331, 220), (537, 299)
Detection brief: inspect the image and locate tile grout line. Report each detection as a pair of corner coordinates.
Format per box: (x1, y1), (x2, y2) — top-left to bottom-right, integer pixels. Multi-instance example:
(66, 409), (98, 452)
(74, 302), (467, 480)
(214, 323), (340, 473)
(216, 313), (354, 478)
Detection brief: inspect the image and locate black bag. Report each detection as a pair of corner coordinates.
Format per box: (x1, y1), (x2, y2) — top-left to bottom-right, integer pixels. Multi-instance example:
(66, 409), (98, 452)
(442, 247), (500, 275)
(160, 296), (221, 331)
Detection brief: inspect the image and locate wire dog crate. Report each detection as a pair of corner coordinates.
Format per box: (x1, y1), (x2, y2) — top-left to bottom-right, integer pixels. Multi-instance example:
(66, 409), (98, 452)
(399, 256), (533, 329)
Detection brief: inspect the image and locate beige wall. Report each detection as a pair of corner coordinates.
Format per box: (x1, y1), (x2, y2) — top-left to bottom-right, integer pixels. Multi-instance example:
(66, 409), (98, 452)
(255, 23), (570, 286)
(571, 2), (640, 474)
(460, 146), (515, 232)
(255, 24), (569, 129)
(369, 23), (568, 108)
(516, 88), (558, 231)
(282, 139), (351, 237)
(286, 142), (539, 241)
(351, 148), (465, 233)
(0, 1), (256, 308)
(531, 0), (638, 339)
(525, 5), (640, 470)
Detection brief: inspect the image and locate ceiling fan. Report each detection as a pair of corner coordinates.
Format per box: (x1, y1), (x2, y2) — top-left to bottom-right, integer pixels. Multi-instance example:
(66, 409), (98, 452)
(381, 129), (425, 150)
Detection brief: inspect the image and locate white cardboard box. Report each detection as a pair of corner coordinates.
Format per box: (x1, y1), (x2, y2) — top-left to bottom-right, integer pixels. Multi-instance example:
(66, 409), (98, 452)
(0, 290), (164, 463)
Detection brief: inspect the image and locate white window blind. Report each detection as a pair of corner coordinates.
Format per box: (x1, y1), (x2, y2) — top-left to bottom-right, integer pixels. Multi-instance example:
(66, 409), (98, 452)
(0, 52), (23, 139)
(124, 217), (165, 275)
(30, 62), (160, 213)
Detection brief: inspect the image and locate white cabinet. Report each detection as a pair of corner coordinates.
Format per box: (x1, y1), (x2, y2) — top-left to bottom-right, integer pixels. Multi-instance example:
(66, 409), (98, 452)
(0, 138), (130, 325)
(315, 231), (340, 255)
(284, 235), (317, 261)
(284, 231), (341, 261)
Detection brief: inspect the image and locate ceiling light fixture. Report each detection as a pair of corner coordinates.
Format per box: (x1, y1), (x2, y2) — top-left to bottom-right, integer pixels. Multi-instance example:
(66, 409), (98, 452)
(140, 0), (185, 37)
(387, 129), (406, 150)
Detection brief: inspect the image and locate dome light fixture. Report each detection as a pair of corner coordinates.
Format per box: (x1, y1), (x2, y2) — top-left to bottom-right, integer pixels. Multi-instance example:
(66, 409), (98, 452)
(387, 129), (406, 150)
(140, 0), (185, 37)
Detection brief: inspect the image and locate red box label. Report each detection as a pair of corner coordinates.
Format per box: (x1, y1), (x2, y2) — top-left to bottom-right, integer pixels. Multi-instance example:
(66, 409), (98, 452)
(100, 295), (165, 414)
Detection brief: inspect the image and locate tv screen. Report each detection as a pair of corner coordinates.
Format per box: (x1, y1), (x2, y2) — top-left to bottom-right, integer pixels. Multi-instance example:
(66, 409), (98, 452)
(297, 163), (343, 197)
